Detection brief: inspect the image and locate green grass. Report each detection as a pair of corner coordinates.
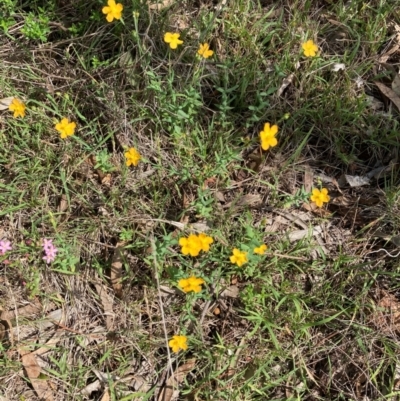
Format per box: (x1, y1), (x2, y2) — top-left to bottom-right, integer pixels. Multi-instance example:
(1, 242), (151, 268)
(0, 0), (400, 400)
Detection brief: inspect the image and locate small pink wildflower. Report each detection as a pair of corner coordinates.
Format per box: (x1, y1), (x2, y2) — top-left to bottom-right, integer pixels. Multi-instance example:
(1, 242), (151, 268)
(41, 238), (58, 264)
(42, 238), (54, 252)
(0, 240), (12, 255)
(43, 253), (57, 264)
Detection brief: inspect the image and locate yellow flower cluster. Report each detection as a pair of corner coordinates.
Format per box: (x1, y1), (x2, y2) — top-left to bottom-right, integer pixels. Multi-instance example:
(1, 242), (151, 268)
(6, 97), (142, 167)
(179, 233), (213, 257)
(178, 276), (205, 293)
(229, 243), (267, 267)
(163, 32), (214, 59)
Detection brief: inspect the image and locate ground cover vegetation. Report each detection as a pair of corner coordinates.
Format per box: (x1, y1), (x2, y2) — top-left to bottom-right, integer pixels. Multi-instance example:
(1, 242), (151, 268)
(0, 0), (400, 400)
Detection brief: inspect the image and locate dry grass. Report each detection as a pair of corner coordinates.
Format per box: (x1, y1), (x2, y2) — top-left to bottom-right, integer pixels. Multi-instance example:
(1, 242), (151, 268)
(1, 0), (400, 400)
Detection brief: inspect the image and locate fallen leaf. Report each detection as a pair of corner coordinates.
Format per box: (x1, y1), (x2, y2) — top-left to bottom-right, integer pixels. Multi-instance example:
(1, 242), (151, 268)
(149, 0), (175, 11)
(80, 380), (102, 396)
(0, 97), (14, 111)
(392, 73), (400, 97)
(379, 43), (400, 63)
(304, 167), (313, 193)
(100, 388), (110, 401)
(287, 225), (324, 242)
(277, 73), (294, 97)
(0, 299), (43, 321)
(57, 194), (69, 213)
(338, 174), (370, 188)
(332, 63), (345, 72)
(20, 350), (54, 401)
(371, 290), (400, 334)
(101, 173), (112, 186)
(33, 330), (65, 356)
(111, 242), (125, 298)
(159, 285), (178, 297)
(94, 282), (115, 330)
(158, 359), (196, 401)
(220, 285), (239, 298)
(376, 81), (400, 111)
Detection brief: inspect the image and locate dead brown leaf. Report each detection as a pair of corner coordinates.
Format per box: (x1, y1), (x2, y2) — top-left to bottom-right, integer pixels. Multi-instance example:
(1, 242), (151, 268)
(100, 388), (110, 401)
(371, 290), (400, 333)
(101, 173), (112, 186)
(94, 282), (115, 330)
(20, 350), (54, 401)
(304, 167), (313, 193)
(158, 359), (196, 401)
(392, 73), (400, 97)
(111, 242), (125, 298)
(220, 285), (239, 298)
(277, 73), (294, 97)
(58, 194), (68, 213)
(0, 299), (43, 321)
(376, 81), (400, 111)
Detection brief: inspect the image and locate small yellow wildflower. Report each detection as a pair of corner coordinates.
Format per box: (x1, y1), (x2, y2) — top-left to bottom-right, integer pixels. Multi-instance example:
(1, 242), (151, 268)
(302, 39), (318, 57)
(230, 248), (248, 267)
(198, 233), (213, 252)
(179, 234), (202, 257)
(198, 43), (214, 59)
(9, 98), (26, 118)
(178, 276), (205, 293)
(125, 147), (141, 167)
(259, 122), (278, 151)
(164, 32), (183, 50)
(55, 118), (76, 139)
(310, 188), (330, 208)
(102, 0), (123, 22)
(169, 335), (188, 353)
(254, 244), (267, 255)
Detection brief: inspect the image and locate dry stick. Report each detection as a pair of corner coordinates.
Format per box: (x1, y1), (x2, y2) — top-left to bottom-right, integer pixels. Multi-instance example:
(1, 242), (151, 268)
(150, 234), (175, 390)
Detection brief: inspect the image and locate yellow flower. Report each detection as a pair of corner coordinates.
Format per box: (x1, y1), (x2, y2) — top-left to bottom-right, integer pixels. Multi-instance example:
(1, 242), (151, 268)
(9, 98), (26, 118)
(198, 233), (213, 252)
(55, 118), (76, 139)
(230, 248), (248, 267)
(254, 244), (267, 255)
(178, 276), (205, 293)
(102, 0), (123, 22)
(179, 234), (202, 257)
(259, 122), (278, 151)
(302, 39), (318, 57)
(198, 43), (214, 59)
(310, 188), (330, 208)
(125, 147), (141, 167)
(164, 32), (183, 49)
(168, 335), (188, 353)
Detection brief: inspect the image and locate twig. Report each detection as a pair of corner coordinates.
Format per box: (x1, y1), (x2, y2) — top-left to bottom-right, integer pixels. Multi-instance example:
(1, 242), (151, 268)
(365, 248), (400, 258)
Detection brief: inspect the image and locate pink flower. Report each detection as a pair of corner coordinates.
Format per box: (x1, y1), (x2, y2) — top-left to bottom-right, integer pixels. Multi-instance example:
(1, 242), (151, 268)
(41, 238), (58, 264)
(42, 238), (54, 252)
(0, 240), (12, 255)
(43, 254), (56, 264)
